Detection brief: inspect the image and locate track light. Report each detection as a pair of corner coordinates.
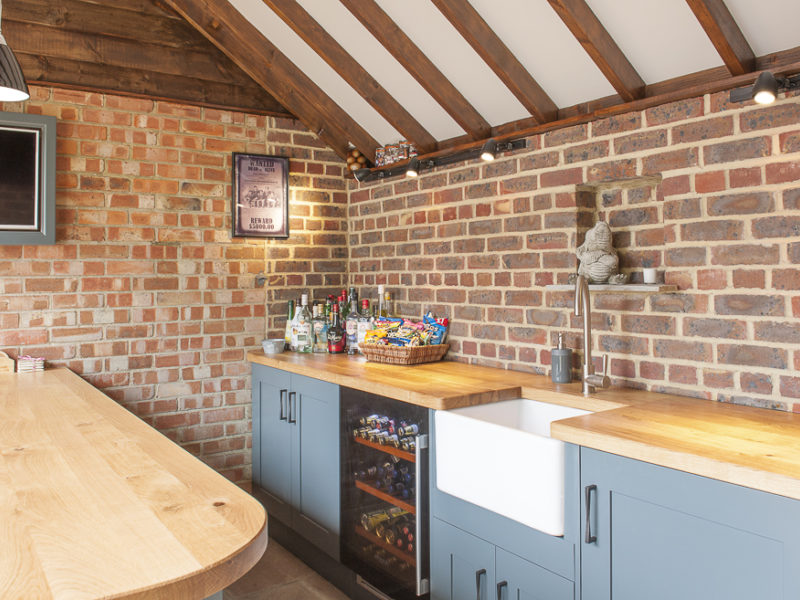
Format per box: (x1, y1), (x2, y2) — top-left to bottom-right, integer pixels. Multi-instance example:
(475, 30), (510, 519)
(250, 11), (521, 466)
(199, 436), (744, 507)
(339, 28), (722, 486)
(353, 168), (372, 182)
(730, 71), (800, 105)
(405, 157), (419, 177)
(480, 139), (497, 162)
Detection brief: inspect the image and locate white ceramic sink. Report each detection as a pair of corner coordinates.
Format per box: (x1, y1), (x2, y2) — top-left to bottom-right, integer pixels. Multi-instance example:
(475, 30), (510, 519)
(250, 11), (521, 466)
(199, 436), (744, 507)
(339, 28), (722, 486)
(435, 399), (589, 536)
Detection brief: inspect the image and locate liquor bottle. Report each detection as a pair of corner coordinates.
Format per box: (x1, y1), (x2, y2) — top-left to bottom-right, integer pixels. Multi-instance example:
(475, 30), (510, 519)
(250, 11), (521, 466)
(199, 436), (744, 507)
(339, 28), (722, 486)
(377, 284), (386, 317)
(327, 304), (346, 353)
(289, 299), (301, 351)
(356, 299), (374, 349)
(345, 298), (360, 355)
(283, 299), (295, 350)
(294, 294), (313, 353)
(398, 423), (419, 437)
(383, 291), (394, 318)
(312, 304), (329, 353)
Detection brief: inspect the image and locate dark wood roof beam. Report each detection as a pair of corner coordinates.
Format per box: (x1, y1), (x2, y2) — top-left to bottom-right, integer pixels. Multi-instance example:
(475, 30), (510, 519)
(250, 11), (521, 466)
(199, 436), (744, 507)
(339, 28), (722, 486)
(339, 0), (491, 140)
(685, 0), (755, 75)
(547, 0), (645, 102)
(162, 0), (379, 160)
(262, 0), (437, 153)
(431, 0), (558, 124)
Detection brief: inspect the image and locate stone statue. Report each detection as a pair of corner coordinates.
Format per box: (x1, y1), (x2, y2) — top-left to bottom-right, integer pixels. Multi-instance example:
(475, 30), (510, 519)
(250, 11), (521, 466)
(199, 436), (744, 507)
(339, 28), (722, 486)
(575, 221), (620, 284)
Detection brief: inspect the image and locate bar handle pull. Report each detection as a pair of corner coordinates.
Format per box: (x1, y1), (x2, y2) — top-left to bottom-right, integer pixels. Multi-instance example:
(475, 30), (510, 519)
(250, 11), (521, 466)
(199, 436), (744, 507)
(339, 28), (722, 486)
(415, 433), (429, 596)
(279, 389), (287, 421)
(288, 391), (297, 424)
(475, 568), (486, 600)
(496, 580), (507, 600)
(585, 484), (597, 544)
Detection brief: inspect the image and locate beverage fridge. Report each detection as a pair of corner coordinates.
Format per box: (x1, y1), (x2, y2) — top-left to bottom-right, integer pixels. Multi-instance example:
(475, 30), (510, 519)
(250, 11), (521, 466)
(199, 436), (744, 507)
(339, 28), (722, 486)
(340, 387), (430, 599)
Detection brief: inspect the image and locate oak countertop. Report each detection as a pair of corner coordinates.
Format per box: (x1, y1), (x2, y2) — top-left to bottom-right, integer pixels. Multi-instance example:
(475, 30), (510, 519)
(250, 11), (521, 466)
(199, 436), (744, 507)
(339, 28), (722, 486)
(0, 368), (267, 600)
(249, 351), (800, 501)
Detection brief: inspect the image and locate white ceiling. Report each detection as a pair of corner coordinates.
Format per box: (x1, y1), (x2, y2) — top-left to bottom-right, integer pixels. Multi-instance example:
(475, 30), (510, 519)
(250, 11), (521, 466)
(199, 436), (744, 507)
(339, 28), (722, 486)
(231, 0), (800, 148)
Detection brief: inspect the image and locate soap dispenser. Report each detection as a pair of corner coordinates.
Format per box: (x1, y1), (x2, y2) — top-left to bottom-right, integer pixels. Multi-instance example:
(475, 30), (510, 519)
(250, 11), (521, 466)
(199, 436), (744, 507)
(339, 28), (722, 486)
(551, 332), (572, 384)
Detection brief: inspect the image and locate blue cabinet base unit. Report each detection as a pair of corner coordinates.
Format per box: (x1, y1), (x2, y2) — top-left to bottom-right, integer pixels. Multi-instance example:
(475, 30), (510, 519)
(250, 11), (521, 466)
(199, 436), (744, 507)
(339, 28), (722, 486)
(251, 364), (340, 559)
(580, 447), (800, 600)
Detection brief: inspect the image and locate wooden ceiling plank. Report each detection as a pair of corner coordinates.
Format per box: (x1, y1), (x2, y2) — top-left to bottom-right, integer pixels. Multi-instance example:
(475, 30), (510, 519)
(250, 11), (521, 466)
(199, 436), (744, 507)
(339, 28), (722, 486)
(685, 0), (755, 76)
(161, 0), (379, 160)
(547, 0), (645, 102)
(262, 0), (437, 152)
(339, 0), (491, 140)
(16, 53), (290, 117)
(430, 0), (558, 124)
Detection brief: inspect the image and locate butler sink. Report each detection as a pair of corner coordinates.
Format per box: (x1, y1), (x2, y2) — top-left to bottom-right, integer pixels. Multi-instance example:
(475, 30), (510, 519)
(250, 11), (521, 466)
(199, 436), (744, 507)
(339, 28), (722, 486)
(435, 399), (589, 536)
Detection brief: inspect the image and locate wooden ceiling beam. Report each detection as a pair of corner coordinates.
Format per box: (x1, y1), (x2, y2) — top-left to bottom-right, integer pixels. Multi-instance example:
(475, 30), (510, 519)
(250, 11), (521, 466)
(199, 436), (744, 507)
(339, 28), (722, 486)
(262, 0), (437, 153)
(547, 0), (645, 102)
(431, 0), (558, 124)
(162, 0), (379, 160)
(685, 0), (755, 76)
(339, 0), (491, 141)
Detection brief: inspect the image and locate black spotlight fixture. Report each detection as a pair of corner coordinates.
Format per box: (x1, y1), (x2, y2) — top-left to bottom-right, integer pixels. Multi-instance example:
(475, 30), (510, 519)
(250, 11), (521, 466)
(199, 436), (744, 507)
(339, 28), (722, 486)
(730, 71), (800, 105)
(405, 156), (420, 177)
(353, 167), (372, 182)
(480, 139), (497, 162)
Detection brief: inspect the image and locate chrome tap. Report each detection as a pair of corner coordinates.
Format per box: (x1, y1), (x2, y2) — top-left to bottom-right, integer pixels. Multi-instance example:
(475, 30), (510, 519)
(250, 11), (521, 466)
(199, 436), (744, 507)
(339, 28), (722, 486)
(574, 275), (610, 395)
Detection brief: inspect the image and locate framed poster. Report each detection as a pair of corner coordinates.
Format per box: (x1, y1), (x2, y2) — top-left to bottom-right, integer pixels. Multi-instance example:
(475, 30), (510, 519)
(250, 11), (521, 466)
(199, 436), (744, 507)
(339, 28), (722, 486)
(232, 153), (289, 239)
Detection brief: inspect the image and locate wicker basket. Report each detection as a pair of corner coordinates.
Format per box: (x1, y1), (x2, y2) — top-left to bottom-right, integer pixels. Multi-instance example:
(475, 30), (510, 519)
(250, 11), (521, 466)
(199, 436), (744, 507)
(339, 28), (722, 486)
(359, 343), (449, 365)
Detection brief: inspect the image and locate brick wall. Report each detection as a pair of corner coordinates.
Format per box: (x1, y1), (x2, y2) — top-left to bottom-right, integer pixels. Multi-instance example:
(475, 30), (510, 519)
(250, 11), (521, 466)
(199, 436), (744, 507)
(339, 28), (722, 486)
(0, 86), (347, 482)
(349, 91), (800, 412)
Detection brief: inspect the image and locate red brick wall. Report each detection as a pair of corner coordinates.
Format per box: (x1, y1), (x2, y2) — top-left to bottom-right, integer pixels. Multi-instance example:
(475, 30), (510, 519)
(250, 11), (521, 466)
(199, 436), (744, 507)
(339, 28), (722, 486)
(0, 86), (347, 482)
(349, 91), (800, 412)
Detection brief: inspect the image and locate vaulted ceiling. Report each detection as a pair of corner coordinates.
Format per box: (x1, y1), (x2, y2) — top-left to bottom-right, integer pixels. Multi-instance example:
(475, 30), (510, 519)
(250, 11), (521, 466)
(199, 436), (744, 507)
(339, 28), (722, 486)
(5, 0), (800, 164)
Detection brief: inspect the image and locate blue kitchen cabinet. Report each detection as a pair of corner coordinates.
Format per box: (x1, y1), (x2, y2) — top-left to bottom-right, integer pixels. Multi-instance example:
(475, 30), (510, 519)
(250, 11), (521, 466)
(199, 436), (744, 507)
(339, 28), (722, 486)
(251, 364), (340, 558)
(580, 447), (800, 600)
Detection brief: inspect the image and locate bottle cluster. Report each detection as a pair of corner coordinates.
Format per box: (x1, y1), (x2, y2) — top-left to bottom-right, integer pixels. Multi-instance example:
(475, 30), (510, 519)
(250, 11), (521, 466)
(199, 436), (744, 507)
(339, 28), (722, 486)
(283, 285), (394, 354)
(359, 507), (416, 554)
(353, 413), (419, 452)
(354, 455), (416, 500)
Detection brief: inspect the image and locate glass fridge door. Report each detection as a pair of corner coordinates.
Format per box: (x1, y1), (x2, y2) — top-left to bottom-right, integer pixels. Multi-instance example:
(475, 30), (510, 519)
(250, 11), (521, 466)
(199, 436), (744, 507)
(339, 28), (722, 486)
(340, 387), (429, 599)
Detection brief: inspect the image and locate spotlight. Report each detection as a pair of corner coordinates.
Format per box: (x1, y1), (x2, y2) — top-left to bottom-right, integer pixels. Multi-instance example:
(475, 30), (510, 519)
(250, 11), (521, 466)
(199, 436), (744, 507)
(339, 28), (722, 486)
(752, 71), (779, 104)
(730, 71), (800, 105)
(353, 168), (372, 182)
(406, 157), (419, 177)
(479, 139), (497, 162)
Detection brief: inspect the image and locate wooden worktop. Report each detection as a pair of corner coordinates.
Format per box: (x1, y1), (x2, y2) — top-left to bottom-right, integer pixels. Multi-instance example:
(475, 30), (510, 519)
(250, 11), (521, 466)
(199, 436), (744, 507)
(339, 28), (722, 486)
(249, 351), (800, 501)
(0, 368), (267, 600)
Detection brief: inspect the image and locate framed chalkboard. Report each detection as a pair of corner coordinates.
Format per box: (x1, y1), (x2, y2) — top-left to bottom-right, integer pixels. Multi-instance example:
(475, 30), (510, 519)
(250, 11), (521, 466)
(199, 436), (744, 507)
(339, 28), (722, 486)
(0, 112), (56, 245)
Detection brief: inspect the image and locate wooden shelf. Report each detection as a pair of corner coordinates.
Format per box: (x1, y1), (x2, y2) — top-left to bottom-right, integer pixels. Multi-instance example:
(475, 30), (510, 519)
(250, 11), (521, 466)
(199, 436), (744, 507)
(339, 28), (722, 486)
(354, 436), (415, 462)
(545, 284), (677, 293)
(355, 480), (415, 514)
(354, 525), (416, 567)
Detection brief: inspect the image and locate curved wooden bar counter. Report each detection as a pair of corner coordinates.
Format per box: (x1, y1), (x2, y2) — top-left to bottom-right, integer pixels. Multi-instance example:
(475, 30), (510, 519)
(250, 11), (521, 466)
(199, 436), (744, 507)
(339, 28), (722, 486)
(0, 368), (267, 600)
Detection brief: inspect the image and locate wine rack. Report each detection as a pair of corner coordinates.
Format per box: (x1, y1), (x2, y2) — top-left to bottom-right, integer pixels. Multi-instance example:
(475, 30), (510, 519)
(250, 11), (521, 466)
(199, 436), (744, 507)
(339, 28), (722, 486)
(355, 480), (415, 514)
(354, 436), (415, 462)
(355, 525), (416, 567)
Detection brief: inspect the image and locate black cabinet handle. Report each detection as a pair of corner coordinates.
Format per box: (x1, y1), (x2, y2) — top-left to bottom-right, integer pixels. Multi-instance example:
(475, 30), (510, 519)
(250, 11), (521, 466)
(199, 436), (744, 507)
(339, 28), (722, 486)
(475, 568), (486, 600)
(496, 580), (507, 600)
(585, 484), (597, 544)
(279, 389), (287, 421)
(288, 391), (297, 424)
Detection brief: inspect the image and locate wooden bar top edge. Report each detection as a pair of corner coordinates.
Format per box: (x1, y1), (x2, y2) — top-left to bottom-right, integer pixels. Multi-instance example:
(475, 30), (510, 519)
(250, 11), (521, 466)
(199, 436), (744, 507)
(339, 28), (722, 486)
(0, 368), (268, 600)
(248, 351), (800, 501)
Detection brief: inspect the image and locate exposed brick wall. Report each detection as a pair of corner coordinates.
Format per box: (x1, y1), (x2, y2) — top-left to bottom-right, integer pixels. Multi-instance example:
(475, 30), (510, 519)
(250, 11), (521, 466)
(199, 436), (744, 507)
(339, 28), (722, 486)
(0, 86), (347, 483)
(349, 91), (800, 412)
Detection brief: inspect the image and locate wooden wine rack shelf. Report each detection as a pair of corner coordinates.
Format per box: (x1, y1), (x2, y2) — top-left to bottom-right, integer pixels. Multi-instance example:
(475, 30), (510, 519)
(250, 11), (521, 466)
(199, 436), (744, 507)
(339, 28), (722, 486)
(354, 525), (416, 567)
(355, 480), (415, 514)
(354, 436), (415, 462)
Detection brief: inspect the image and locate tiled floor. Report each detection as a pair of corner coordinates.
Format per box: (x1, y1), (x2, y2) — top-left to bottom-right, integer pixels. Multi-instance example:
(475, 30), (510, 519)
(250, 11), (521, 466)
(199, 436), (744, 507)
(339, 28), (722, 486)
(225, 538), (349, 600)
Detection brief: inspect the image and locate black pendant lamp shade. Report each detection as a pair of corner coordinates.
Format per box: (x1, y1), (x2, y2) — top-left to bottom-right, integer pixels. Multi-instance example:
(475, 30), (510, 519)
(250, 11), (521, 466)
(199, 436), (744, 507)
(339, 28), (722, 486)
(0, 1), (29, 103)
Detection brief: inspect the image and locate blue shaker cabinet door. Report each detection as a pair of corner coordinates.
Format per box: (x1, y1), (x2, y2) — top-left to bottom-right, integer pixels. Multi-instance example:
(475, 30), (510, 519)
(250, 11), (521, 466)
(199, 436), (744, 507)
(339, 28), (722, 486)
(291, 373), (340, 559)
(253, 364), (293, 524)
(580, 448), (800, 600)
(496, 547), (574, 600)
(431, 517), (495, 600)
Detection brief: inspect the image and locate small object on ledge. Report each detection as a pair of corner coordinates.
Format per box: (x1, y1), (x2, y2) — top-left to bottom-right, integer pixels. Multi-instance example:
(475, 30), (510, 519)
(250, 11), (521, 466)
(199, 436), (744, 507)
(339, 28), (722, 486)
(576, 221), (620, 284)
(16, 355), (45, 373)
(0, 351), (14, 373)
(550, 333), (572, 384)
(261, 338), (285, 354)
(607, 273), (629, 285)
(642, 268), (658, 284)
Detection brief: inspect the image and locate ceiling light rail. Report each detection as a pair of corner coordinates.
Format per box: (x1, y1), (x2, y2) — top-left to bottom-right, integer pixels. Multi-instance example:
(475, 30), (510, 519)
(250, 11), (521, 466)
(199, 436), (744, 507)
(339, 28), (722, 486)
(730, 71), (800, 105)
(353, 137), (528, 183)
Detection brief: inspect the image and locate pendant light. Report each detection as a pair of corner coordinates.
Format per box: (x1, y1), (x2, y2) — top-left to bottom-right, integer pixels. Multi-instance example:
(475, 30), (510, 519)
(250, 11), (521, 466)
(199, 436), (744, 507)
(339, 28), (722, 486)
(0, 0), (29, 102)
